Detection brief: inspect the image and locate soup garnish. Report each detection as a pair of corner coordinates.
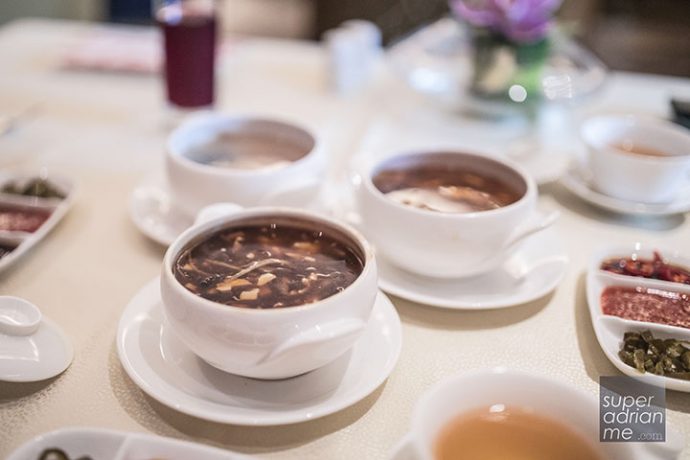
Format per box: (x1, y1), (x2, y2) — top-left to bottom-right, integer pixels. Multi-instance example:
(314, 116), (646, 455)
(174, 220), (364, 308)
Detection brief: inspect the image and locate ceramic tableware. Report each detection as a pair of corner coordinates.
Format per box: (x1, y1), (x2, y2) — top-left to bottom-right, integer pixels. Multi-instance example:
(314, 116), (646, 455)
(117, 278), (401, 425)
(587, 243), (690, 392)
(356, 151), (557, 278)
(161, 207), (378, 379)
(582, 115), (690, 204)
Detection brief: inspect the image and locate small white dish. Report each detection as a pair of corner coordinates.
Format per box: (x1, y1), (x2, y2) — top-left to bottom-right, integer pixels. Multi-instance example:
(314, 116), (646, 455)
(7, 427), (252, 460)
(587, 243), (690, 392)
(0, 297), (73, 383)
(561, 161), (690, 216)
(0, 173), (75, 274)
(377, 227), (567, 309)
(129, 173), (193, 246)
(117, 278), (402, 425)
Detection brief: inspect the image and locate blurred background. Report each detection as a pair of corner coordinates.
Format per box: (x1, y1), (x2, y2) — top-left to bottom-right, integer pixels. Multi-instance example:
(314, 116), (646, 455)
(0, 0), (688, 77)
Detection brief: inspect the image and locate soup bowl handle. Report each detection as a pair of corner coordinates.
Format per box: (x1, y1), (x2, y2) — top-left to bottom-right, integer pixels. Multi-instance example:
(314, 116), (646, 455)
(502, 210), (559, 253)
(256, 318), (366, 366)
(194, 202), (244, 226)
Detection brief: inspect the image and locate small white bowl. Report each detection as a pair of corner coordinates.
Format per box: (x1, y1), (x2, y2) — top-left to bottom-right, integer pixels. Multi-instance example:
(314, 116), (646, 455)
(390, 369), (683, 460)
(160, 207), (378, 380)
(356, 151), (557, 278)
(582, 115), (690, 204)
(167, 114), (325, 217)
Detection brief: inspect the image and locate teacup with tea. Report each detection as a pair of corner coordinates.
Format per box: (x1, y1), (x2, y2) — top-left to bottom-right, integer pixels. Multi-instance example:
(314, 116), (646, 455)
(389, 369), (676, 460)
(356, 151), (557, 278)
(582, 115), (690, 203)
(166, 114), (325, 217)
(161, 207), (378, 379)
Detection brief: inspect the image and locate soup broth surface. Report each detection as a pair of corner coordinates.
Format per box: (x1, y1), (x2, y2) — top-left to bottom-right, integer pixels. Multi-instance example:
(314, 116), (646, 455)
(174, 220), (364, 309)
(434, 405), (605, 460)
(373, 159), (523, 213)
(185, 131), (306, 170)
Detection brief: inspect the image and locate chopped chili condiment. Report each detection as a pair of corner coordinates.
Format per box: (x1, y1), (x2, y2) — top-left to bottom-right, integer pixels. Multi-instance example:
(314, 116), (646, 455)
(601, 251), (690, 285)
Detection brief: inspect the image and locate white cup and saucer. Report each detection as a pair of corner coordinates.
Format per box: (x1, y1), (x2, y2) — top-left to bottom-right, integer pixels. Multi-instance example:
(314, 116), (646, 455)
(117, 206), (402, 425)
(351, 150), (567, 309)
(561, 115), (690, 216)
(129, 113), (327, 246)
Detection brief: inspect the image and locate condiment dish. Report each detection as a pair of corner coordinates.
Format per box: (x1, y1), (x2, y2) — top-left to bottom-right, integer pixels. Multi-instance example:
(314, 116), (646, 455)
(0, 172), (75, 274)
(587, 244), (690, 392)
(6, 427), (252, 460)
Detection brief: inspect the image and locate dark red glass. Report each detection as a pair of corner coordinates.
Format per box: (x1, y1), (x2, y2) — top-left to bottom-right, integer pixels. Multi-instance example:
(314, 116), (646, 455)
(158, 7), (216, 108)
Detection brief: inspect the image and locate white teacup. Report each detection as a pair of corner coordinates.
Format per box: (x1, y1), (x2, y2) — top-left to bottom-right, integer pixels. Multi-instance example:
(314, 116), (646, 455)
(167, 114), (325, 217)
(160, 207), (378, 380)
(390, 369), (683, 460)
(582, 115), (690, 203)
(356, 151), (557, 279)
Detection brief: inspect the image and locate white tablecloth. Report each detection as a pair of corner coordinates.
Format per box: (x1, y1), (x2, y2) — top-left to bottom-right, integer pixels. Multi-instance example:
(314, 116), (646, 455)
(1, 18), (690, 460)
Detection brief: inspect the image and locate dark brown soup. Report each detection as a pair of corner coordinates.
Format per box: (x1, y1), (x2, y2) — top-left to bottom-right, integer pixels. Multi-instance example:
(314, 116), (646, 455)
(174, 219), (364, 309)
(372, 153), (525, 213)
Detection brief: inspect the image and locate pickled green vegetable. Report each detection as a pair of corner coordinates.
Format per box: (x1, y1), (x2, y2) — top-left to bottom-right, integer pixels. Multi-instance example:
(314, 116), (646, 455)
(618, 330), (690, 380)
(2, 178), (65, 199)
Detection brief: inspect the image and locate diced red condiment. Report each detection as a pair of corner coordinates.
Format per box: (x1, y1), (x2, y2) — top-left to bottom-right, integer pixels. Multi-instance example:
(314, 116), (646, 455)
(601, 251), (690, 285)
(0, 206), (51, 233)
(601, 286), (690, 329)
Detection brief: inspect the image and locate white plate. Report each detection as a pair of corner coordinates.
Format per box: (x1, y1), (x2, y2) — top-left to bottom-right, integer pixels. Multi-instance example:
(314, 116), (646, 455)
(116, 278), (402, 425)
(377, 227), (567, 309)
(586, 243), (690, 392)
(561, 162), (690, 216)
(0, 173), (75, 274)
(129, 174), (192, 246)
(0, 316), (73, 382)
(7, 427), (252, 460)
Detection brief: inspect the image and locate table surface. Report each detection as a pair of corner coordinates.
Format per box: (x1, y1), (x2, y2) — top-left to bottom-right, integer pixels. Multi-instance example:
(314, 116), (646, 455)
(2, 18), (690, 460)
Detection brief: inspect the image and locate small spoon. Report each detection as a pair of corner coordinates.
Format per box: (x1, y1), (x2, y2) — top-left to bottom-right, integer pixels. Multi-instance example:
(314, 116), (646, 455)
(0, 296), (42, 336)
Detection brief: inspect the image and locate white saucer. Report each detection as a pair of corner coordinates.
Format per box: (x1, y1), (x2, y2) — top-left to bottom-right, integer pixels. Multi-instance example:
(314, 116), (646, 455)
(377, 228), (567, 309)
(7, 427), (252, 460)
(561, 162), (690, 216)
(0, 316), (73, 382)
(116, 278), (402, 425)
(129, 174), (192, 246)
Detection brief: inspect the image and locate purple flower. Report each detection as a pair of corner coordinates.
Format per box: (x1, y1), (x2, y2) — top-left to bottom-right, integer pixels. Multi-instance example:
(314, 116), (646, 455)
(450, 0), (562, 43)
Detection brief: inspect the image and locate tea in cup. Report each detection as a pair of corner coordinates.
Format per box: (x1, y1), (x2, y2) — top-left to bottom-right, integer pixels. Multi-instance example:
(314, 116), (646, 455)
(160, 207), (378, 379)
(356, 151), (556, 278)
(166, 114), (325, 217)
(582, 115), (690, 203)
